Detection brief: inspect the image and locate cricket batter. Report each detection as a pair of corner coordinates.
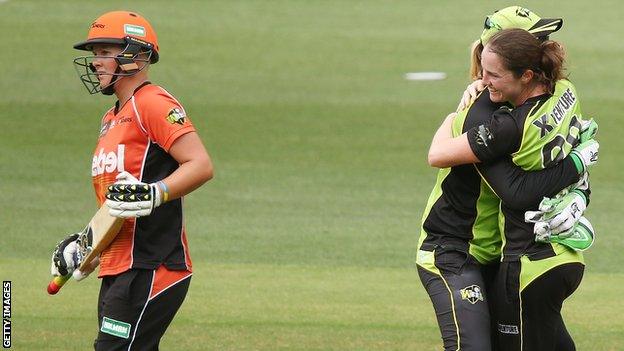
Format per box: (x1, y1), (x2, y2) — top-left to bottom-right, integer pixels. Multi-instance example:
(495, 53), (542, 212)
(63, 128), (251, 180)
(50, 10), (213, 350)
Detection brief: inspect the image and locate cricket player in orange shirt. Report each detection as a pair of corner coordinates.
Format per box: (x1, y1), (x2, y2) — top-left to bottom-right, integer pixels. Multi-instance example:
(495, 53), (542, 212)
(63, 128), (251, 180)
(50, 10), (213, 350)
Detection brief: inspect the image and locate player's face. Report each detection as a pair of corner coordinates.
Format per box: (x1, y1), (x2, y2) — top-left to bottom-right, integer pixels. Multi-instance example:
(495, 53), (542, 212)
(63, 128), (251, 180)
(481, 47), (524, 105)
(90, 44), (123, 89)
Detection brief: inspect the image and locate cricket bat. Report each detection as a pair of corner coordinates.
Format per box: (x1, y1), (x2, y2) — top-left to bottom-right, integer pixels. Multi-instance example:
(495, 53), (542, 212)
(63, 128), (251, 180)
(47, 204), (124, 295)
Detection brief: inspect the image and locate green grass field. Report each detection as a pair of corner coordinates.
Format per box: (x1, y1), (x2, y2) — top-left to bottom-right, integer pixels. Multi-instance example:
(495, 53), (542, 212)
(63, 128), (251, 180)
(1, 1), (623, 350)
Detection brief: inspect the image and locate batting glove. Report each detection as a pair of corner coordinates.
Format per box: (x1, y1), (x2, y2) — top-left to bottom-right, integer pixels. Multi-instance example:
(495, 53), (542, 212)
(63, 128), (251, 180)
(51, 234), (81, 276)
(525, 189), (587, 236)
(105, 171), (167, 218)
(535, 216), (595, 252)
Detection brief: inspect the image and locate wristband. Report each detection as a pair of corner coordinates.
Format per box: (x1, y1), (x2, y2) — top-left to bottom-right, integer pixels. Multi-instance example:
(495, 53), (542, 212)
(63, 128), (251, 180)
(157, 181), (169, 203)
(569, 152), (585, 174)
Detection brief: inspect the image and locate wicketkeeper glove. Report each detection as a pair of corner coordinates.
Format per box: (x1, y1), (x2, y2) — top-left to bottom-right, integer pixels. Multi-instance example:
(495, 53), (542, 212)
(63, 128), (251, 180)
(534, 216), (595, 252)
(525, 189), (587, 236)
(579, 118), (598, 143)
(50, 234), (81, 276)
(570, 118), (599, 173)
(570, 139), (599, 174)
(573, 172), (590, 192)
(105, 171), (168, 218)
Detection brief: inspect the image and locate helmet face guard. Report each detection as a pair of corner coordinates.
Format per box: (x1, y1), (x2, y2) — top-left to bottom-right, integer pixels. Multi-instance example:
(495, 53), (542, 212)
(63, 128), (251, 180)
(73, 37), (153, 95)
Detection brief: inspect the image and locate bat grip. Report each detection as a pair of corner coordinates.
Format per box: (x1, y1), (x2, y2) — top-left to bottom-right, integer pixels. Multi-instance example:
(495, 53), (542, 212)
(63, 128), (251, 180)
(74, 256), (100, 281)
(73, 269), (88, 281)
(47, 274), (70, 295)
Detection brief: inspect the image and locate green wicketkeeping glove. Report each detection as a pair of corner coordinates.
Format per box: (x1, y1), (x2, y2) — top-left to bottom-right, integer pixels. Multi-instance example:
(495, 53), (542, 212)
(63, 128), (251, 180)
(579, 118), (598, 143)
(569, 118), (599, 173)
(536, 216), (595, 251)
(525, 190), (587, 236)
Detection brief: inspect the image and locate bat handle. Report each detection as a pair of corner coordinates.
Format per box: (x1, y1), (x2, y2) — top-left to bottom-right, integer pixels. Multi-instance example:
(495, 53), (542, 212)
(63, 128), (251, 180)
(47, 274), (70, 295)
(73, 269), (88, 281)
(74, 257), (100, 281)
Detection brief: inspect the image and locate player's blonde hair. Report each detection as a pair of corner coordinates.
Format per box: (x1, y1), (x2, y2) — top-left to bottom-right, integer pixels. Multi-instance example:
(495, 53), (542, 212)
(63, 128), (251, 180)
(469, 39), (484, 81)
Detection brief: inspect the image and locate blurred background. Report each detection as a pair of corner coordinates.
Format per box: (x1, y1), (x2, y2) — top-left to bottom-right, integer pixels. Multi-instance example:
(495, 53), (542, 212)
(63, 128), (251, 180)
(0, 1), (621, 349)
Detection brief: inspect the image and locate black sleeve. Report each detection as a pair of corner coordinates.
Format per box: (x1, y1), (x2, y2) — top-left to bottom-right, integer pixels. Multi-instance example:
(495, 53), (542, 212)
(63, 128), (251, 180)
(467, 107), (521, 163)
(476, 156), (581, 210)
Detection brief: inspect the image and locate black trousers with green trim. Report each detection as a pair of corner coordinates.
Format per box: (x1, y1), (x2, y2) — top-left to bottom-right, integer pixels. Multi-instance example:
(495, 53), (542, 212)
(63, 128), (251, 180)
(417, 247), (499, 351)
(494, 261), (584, 351)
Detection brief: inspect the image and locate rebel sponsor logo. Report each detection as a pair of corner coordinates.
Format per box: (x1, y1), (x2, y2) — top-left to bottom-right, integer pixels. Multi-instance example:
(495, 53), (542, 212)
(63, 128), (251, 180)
(459, 284), (484, 304)
(92, 144), (125, 176)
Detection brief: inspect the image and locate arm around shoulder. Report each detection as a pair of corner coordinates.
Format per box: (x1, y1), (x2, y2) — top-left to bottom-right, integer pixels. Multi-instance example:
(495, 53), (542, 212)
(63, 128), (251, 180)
(476, 156), (580, 210)
(428, 113), (480, 168)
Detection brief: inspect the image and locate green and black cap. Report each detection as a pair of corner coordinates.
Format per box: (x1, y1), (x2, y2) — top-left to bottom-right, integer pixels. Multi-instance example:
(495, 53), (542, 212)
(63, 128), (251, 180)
(480, 6), (563, 44)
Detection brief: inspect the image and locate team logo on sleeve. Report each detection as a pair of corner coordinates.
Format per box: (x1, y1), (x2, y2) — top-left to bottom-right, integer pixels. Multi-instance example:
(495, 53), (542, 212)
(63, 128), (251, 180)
(459, 285), (484, 304)
(166, 108), (187, 125)
(476, 125), (493, 147)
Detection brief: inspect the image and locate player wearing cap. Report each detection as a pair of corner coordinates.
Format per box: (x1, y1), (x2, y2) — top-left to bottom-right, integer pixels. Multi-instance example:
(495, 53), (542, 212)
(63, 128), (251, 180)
(417, 6), (596, 351)
(50, 10), (213, 350)
(469, 6), (563, 83)
(428, 16), (599, 350)
(460, 8), (596, 251)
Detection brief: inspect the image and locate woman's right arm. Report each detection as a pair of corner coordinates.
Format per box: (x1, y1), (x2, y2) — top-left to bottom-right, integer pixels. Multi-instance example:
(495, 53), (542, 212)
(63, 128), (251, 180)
(427, 113), (480, 167)
(428, 107), (520, 168)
